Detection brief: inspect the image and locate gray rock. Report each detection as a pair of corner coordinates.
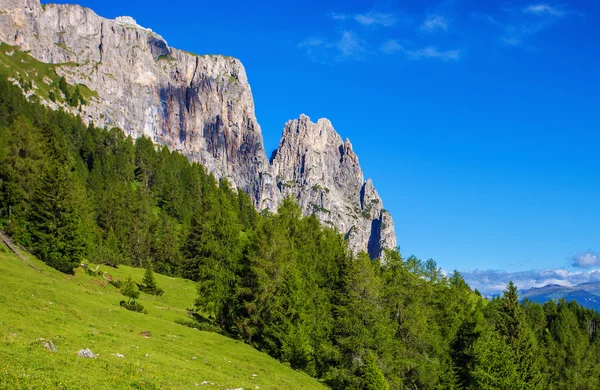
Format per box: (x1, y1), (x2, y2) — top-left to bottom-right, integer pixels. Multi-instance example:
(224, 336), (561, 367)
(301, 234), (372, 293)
(268, 115), (397, 258)
(76, 348), (96, 358)
(0, 0), (397, 259)
(42, 340), (57, 352)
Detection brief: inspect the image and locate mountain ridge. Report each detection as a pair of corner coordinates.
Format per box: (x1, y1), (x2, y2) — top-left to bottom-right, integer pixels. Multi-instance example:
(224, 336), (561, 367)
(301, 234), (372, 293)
(0, 0), (396, 258)
(520, 282), (600, 311)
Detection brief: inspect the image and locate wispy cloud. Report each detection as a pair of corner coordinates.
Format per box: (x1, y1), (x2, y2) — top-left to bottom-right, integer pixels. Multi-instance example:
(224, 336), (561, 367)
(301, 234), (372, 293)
(407, 46), (461, 61)
(332, 10), (398, 27)
(298, 38), (331, 61)
(379, 41), (461, 61)
(355, 11), (397, 27)
(524, 4), (565, 17)
(473, 3), (571, 48)
(380, 39), (403, 54)
(572, 251), (600, 268)
(502, 37), (522, 46)
(421, 15), (450, 33)
(298, 31), (366, 61)
(337, 31), (366, 58)
(463, 268), (600, 295)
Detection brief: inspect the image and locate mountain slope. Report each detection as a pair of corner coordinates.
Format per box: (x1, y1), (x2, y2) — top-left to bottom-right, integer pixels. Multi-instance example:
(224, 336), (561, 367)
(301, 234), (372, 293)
(520, 282), (600, 311)
(0, 241), (325, 389)
(0, 0), (396, 258)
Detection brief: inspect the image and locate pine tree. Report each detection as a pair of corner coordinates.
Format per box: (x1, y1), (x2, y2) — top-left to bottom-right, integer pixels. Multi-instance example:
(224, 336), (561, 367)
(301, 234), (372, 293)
(497, 281), (543, 389)
(361, 351), (390, 390)
(121, 276), (140, 303)
(28, 161), (86, 274)
(471, 329), (524, 390)
(185, 183), (243, 329)
(141, 262), (163, 296)
(58, 76), (69, 100)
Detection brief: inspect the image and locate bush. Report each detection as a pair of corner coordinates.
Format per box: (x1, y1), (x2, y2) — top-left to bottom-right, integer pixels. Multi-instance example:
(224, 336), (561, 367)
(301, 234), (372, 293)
(174, 318), (222, 334)
(120, 300), (147, 314)
(121, 276), (140, 301)
(84, 267), (102, 277)
(109, 279), (122, 288)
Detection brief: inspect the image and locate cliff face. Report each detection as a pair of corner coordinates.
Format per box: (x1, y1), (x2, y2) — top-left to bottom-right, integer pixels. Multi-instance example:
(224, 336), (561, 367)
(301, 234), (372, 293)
(0, 0), (396, 258)
(0, 0), (268, 198)
(268, 115), (396, 255)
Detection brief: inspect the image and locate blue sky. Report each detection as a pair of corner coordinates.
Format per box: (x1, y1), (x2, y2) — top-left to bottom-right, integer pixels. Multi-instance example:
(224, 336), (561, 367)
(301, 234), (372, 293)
(47, 0), (600, 293)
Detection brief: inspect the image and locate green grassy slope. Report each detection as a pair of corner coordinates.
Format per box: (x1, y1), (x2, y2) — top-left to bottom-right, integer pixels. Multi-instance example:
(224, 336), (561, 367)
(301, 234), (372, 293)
(0, 244), (326, 389)
(0, 43), (97, 103)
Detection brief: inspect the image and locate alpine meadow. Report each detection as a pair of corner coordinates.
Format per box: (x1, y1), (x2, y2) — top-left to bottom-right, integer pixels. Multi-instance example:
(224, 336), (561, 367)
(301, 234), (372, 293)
(1, 0), (600, 389)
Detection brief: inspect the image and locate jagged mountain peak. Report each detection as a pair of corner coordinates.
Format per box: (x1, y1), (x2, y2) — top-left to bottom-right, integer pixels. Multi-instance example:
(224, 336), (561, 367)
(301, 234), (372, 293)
(0, 0), (397, 259)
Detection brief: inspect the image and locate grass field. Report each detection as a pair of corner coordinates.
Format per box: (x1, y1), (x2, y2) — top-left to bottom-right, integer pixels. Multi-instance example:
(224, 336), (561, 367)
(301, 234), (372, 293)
(0, 243), (326, 389)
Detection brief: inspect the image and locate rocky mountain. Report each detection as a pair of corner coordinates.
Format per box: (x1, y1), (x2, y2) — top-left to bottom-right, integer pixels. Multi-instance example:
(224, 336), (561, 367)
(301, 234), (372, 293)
(0, 0), (396, 258)
(520, 282), (600, 312)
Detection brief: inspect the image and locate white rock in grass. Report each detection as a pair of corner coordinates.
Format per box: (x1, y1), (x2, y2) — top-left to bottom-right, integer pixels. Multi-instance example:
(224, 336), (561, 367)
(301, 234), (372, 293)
(42, 340), (57, 352)
(77, 348), (96, 358)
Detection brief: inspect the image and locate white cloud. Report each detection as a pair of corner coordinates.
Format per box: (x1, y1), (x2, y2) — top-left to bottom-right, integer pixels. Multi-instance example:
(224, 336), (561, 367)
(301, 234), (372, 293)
(380, 39), (403, 54)
(336, 31), (366, 58)
(331, 12), (348, 21)
(331, 10), (398, 27)
(407, 46), (461, 61)
(298, 38), (327, 49)
(421, 15), (449, 33)
(502, 37), (522, 46)
(462, 267), (600, 295)
(572, 251), (600, 268)
(524, 4), (565, 17)
(354, 11), (397, 27)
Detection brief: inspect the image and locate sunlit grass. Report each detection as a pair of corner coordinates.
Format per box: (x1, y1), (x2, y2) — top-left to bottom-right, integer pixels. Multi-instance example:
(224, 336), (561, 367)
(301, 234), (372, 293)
(0, 243), (325, 389)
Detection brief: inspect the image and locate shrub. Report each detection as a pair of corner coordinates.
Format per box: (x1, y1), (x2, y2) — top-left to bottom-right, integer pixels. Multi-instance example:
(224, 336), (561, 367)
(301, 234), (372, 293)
(109, 279), (122, 288)
(174, 318), (222, 334)
(120, 300), (147, 314)
(121, 276), (140, 302)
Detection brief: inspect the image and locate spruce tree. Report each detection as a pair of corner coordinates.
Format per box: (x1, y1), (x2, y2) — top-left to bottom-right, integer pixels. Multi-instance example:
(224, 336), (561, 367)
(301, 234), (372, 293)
(58, 76), (69, 100)
(498, 281), (542, 389)
(185, 183), (242, 329)
(28, 161), (86, 274)
(141, 262), (163, 296)
(121, 276), (140, 303)
(361, 351), (389, 390)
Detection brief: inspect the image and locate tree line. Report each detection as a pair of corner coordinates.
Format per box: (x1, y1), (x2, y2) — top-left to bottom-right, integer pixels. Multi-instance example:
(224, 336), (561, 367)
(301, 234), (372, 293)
(1, 77), (600, 389)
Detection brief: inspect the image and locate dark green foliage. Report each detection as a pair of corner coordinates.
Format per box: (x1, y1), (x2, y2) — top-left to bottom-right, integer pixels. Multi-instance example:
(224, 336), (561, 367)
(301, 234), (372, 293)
(120, 300), (147, 314)
(361, 351), (390, 390)
(140, 263), (164, 296)
(120, 276), (145, 313)
(121, 276), (140, 302)
(109, 278), (122, 288)
(58, 76), (69, 100)
(28, 159), (86, 274)
(174, 318), (222, 334)
(2, 76), (600, 390)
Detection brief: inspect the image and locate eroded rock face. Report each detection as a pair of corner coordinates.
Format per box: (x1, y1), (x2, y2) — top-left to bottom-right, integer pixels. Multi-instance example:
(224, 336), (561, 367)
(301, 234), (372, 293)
(267, 115), (396, 256)
(0, 0), (396, 258)
(0, 0), (267, 197)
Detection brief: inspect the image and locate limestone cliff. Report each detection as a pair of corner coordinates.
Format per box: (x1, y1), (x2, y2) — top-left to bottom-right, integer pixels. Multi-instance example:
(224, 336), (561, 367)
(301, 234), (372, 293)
(267, 115), (396, 256)
(0, 0), (396, 258)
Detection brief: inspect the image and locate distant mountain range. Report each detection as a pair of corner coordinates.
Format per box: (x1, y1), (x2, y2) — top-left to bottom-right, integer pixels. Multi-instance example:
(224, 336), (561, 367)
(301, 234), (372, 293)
(520, 282), (600, 311)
